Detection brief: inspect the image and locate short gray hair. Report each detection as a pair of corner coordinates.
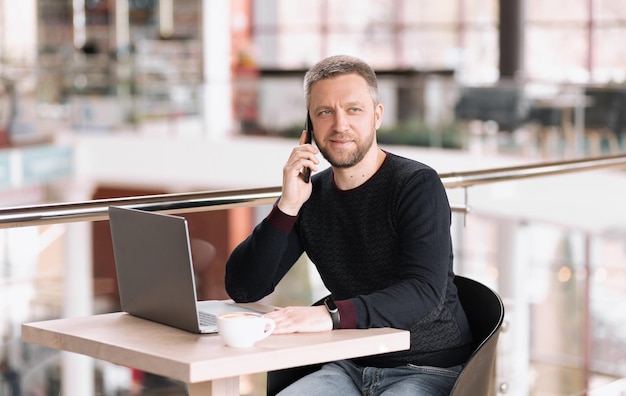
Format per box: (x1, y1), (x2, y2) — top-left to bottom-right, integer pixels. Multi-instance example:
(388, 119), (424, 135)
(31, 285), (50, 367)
(303, 55), (379, 109)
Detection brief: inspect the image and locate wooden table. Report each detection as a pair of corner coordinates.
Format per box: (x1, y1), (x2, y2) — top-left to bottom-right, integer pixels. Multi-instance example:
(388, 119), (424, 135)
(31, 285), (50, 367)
(22, 311), (409, 395)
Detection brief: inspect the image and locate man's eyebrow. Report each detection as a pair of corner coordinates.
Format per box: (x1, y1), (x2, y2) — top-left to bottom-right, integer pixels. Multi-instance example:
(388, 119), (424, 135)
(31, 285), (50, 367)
(344, 101), (365, 107)
(312, 101), (366, 113)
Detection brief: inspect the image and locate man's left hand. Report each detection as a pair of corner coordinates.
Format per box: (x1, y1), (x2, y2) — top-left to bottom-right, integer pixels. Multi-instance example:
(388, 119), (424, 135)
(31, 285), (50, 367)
(264, 305), (333, 334)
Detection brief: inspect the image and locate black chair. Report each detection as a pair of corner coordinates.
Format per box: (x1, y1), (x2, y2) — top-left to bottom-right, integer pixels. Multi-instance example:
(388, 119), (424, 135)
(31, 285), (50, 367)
(583, 87), (623, 155)
(450, 276), (504, 396)
(266, 275), (505, 396)
(454, 84), (529, 133)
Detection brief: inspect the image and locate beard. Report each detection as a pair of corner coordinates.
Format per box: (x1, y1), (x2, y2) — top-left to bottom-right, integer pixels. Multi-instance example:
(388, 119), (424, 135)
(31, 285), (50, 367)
(317, 126), (376, 168)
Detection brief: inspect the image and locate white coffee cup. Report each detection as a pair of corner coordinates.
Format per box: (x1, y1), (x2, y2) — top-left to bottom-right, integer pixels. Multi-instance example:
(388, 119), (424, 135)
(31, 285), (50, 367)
(217, 312), (276, 348)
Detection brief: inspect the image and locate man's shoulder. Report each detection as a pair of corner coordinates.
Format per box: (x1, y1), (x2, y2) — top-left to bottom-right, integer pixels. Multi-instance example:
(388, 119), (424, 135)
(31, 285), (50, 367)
(384, 152), (436, 174)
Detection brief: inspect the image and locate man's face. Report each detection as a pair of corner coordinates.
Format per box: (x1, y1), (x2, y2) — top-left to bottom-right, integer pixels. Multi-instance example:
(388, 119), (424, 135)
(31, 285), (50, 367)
(308, 73), (383, 168)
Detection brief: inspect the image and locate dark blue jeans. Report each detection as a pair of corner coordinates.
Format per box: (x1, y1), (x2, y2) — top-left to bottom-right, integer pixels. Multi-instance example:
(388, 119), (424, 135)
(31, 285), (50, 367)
(277, 359), (463, 396)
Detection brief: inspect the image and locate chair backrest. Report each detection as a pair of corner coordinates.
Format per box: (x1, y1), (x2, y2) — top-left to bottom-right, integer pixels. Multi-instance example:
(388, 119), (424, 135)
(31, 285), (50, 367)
(454, 84), (529, 132)
(450, 275), (505, 396)
(584, 88), (620, 130)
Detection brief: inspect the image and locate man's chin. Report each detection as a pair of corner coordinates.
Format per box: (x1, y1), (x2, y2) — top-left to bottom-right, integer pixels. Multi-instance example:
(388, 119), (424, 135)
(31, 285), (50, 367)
(326, 155), (362, 168)
(321, 146), (366, 168)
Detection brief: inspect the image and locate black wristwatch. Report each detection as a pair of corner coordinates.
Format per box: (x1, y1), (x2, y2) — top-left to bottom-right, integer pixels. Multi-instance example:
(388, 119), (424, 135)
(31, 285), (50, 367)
(324, 297), (340, 330)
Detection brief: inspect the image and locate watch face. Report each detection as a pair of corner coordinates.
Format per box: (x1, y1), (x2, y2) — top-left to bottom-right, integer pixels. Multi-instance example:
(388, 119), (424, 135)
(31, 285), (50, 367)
(325, 297), (338, 312)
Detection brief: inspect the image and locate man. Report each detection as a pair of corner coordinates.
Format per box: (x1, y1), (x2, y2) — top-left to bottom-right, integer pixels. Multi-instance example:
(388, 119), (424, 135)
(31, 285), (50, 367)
(225, 55), (473, 395)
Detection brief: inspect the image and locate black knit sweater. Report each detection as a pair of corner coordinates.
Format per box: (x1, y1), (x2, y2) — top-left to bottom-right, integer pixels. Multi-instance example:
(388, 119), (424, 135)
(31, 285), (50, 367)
(225, 152), (473, 367)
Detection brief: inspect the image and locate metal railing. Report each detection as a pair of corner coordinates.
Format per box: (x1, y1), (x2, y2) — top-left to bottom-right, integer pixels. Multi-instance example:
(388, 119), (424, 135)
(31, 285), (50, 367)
(0, 153), (625, 229)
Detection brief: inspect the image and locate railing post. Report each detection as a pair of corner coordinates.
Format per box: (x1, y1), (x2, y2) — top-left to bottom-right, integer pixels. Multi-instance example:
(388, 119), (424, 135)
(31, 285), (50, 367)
(497, 219), (530, 396)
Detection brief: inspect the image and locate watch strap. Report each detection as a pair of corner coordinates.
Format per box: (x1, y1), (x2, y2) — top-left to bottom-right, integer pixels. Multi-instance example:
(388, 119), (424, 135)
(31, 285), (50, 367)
(324, 297), (340, 330)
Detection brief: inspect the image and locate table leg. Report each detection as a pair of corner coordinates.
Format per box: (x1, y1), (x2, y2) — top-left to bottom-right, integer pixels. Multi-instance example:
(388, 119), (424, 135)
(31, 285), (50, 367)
(574, 97), (586, 155)
(189, 376), (239, 396)
(561, 107), (576, 156)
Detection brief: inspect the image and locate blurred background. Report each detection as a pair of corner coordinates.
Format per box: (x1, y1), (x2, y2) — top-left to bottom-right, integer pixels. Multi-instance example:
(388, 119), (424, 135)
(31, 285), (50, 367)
(1, 0), (626, 395)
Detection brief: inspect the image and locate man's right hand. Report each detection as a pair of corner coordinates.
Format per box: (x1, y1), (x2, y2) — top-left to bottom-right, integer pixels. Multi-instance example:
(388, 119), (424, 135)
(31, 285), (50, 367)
(277, 130), (319, 216)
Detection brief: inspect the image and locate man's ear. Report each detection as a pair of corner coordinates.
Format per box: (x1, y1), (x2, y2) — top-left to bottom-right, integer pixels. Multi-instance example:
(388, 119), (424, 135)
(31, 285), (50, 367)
(374, 103), (384, 130)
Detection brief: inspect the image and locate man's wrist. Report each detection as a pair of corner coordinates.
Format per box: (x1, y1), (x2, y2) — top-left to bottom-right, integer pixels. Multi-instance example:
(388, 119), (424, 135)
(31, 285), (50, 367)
(277, 199), (301, 217)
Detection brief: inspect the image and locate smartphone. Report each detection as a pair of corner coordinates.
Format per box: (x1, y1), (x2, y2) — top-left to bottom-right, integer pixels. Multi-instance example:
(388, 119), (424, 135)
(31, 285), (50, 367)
(303, 111), (313, 183)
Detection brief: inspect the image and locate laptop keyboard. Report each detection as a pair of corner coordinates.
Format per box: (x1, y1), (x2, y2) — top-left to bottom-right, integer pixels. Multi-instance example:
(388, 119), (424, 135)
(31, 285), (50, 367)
(198, 311), (217, 327)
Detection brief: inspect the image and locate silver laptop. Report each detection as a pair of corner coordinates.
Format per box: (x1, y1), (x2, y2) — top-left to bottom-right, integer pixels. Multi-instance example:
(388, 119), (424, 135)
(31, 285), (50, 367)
(108, 206), (260, 334)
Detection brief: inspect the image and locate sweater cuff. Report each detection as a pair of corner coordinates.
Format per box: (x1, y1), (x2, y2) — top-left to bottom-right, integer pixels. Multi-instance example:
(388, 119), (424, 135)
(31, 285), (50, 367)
(267, 204), (298, 232)
(336, 299), (357, 329)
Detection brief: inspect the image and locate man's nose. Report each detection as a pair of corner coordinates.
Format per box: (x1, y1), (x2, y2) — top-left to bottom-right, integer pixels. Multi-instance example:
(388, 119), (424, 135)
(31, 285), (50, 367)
(332, 111), (349, 132)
